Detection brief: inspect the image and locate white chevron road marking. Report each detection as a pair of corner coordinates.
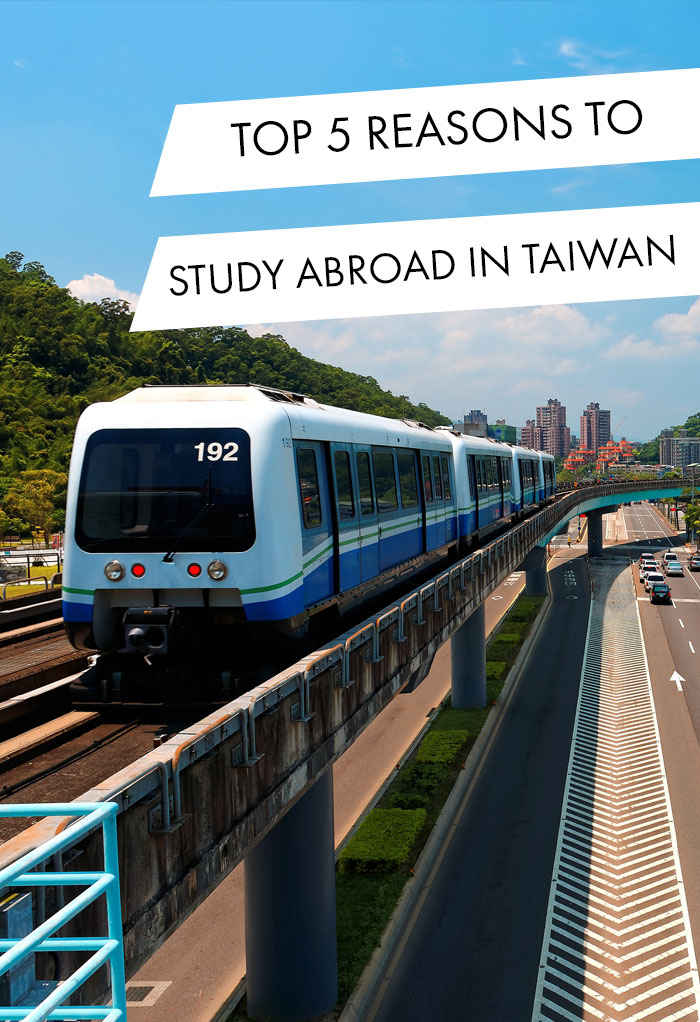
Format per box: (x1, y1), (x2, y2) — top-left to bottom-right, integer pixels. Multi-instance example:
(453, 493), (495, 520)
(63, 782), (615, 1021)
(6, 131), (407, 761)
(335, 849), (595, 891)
(531, 560), (700, 1022)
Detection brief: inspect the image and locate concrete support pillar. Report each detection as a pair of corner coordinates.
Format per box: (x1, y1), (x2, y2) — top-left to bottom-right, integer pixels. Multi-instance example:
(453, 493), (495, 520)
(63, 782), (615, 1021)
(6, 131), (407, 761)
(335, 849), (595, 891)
(451, 603), (486, 708)
(245, 768), (337, 1021)
(588, 510), (604, 558)
(523, 545), (548, 596)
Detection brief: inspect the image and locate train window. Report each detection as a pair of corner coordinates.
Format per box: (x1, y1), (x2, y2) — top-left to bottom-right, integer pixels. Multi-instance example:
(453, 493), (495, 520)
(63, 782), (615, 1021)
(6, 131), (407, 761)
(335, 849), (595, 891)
(432, 456), (443, 500)
(422, 455), (433, 503)
(467, 456), (477, 501)
(397, 451), (418, 508)
(356, 452), (374, 516)
(76, 427), (255, 553)
(333, 451), (355, 521)
(372, 450), (398, 513)
(441, 457), (452, 501)
(298, 448), (322, 528)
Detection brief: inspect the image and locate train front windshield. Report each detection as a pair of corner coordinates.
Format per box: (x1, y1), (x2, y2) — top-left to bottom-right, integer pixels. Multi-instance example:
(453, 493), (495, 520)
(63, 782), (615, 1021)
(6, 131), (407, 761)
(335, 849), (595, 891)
(76, 428), (255, 553)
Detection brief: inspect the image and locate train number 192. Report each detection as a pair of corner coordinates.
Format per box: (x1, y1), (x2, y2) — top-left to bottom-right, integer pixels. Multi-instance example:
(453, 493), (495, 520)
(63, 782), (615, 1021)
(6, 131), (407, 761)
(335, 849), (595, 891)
(194, 442), (239, 462)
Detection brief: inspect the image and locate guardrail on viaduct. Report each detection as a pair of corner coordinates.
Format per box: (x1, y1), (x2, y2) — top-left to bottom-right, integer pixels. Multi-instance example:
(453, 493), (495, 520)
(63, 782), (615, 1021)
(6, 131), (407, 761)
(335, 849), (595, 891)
(0, 479), (685, 1000)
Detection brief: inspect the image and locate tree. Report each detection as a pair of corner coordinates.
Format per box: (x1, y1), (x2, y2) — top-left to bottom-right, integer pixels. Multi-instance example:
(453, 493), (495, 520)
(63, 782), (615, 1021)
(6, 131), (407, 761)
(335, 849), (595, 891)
(4, 251), (23, 271)
(2, 469), (67, 544)
(20, 261), (55, 285)
(685, 504), (700, 534)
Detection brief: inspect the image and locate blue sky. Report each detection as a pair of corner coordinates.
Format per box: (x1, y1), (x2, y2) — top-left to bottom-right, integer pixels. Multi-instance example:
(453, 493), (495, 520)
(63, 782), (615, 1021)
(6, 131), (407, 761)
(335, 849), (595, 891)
(3, 0), (699, 441)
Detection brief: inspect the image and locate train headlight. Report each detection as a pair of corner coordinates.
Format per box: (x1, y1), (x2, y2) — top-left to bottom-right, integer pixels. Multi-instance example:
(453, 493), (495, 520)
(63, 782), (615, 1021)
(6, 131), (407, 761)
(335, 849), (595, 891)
(207, 560), (227, 581)
(104, 560), (125, 581)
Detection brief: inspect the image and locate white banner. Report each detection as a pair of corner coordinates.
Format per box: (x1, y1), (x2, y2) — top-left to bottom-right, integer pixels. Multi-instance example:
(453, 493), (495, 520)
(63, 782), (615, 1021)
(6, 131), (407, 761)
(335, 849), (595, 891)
(130, 202), (700, 332)
(150, 69), (700, 195)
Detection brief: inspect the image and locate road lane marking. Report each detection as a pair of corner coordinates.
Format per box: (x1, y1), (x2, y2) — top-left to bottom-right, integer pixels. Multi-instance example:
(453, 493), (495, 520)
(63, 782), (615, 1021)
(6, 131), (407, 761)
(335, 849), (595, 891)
(671, 671), (685, 691)
(690, 642), (696, 654)
(531, 560), (700, 1022)
(680, 619), (685, 628)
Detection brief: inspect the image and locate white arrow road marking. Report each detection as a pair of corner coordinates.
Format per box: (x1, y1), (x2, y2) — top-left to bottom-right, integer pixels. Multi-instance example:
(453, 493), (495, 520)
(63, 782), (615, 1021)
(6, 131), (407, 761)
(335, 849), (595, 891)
(492, 594), (503, 600)
(531, 560), (700, 1022)
(671, 671), (685, 691)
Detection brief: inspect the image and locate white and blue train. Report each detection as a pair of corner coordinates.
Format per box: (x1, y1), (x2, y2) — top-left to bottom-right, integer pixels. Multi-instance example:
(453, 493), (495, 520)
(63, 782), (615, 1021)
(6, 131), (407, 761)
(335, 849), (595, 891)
(62, 385), (554, 690)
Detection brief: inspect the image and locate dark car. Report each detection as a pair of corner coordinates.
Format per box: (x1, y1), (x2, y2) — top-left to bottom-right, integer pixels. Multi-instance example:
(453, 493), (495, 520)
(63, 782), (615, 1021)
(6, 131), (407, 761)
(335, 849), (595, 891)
(689, 554), (700, 572)
(650, 582), (672, 604)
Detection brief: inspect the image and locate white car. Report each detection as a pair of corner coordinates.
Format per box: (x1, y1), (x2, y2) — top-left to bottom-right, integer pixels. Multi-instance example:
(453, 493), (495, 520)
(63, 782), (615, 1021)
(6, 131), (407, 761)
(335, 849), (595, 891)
(663, 551), (680, 564)
(639, 560), (659, 580)
(644, 570), (665, 592)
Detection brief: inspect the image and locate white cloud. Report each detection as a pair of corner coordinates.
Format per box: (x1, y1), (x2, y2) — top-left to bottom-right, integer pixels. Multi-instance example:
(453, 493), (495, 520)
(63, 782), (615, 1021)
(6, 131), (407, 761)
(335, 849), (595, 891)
(654, 297), (700, 339)
(602, 332), (700, 361)
(557, 38), (628, 73)
(512, 48), (528, 66)
(551, 177), (588, 195)
(608, 388), (645, 409)
(13, 59), (27, 69)
(249, 303), (610, 421)
(66, 273), (139, 309)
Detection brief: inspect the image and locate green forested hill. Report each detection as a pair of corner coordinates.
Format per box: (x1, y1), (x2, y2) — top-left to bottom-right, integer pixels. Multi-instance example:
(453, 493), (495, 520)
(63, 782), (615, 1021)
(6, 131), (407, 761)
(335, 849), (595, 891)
(0, 251), (449, 535)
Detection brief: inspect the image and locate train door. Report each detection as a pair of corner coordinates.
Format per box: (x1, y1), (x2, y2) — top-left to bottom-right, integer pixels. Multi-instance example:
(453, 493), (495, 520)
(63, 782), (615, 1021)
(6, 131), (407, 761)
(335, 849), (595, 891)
(396, 450), (422, 560)
(354, 447), (379, 583)
(497, 458), (505, 519)
(331, 444), (361, 591)
(420, 454), (435, 550)
(431, 453), (447, 547)
(294, 442), (334, 606)
(440, 454), (457, 543)
(372, 447), (403, 572)
(468, 454), (479, 534)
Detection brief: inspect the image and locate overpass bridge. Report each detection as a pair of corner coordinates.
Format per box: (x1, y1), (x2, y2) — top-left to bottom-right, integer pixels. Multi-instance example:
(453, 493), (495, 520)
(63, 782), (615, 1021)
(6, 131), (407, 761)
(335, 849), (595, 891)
(0, 478), (687, 1019)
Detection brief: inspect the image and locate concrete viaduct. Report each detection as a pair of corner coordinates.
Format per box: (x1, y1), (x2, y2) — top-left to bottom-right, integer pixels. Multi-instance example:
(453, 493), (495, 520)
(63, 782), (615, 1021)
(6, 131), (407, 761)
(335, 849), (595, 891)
(0, 479), (686, 1019)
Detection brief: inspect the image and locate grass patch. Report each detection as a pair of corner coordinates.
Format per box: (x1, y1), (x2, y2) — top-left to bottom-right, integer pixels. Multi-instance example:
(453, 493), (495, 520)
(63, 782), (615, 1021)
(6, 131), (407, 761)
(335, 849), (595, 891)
(336, 873), (407, 1003)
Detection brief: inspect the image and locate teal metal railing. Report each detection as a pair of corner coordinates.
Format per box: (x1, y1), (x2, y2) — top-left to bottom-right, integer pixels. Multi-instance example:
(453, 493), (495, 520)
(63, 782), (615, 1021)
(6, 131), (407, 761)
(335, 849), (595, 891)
(0, 802), (126, 1021)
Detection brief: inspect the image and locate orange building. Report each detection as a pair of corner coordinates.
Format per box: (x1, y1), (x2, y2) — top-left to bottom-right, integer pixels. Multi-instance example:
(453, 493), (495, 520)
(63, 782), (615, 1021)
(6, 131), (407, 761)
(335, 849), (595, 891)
(563, 449), (595, 472)
(595, 438), (635, 473)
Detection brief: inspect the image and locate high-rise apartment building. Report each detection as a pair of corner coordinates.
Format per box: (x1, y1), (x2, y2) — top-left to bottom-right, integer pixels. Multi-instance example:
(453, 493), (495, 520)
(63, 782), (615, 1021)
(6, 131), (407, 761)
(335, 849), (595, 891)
(659, 429), (700, 469)
(580, 402), (611, 455)
(535, 398), (571, 457)
(522, 398), (571, 455)
(521, 418), (544, 450)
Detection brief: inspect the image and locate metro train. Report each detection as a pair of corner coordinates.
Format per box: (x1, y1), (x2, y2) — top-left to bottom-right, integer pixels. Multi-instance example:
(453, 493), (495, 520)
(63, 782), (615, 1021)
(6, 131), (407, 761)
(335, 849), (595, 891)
(62, 385), (555, 698)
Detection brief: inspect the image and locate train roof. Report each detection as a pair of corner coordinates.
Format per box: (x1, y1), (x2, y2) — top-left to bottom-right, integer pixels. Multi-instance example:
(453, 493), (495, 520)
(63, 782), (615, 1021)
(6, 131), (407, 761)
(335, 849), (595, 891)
(101, 384), (451, 450)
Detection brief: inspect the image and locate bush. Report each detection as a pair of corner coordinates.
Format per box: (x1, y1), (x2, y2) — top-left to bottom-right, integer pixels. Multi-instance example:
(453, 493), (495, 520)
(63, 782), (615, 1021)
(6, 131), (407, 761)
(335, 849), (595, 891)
(387, 762), (449, 810)
(486, 660), (507, 681)
(487, 632), (521, 661)
(504, 596), (543, 623)
(415, 729), (468, 765)
(339, 808), (426, 874)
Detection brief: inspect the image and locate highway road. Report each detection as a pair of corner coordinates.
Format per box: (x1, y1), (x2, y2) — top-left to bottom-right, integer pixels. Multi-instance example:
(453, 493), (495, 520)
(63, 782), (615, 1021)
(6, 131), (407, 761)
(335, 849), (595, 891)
(617, 503), (700, 968)
(368, 550), (590, 1022)
(368, 502), (700, 1022)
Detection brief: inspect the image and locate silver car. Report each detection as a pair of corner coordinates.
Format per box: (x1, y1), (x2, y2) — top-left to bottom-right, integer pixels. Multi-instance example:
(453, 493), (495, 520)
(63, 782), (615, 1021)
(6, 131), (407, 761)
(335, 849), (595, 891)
(665, 560), (683, 576)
